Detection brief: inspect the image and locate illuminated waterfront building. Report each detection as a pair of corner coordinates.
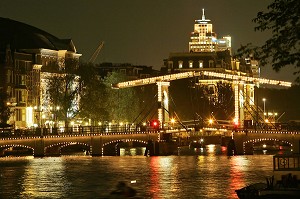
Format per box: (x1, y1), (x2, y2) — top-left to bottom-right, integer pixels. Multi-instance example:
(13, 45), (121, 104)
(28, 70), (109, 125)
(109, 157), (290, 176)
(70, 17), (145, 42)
(0, 17), (81, 129)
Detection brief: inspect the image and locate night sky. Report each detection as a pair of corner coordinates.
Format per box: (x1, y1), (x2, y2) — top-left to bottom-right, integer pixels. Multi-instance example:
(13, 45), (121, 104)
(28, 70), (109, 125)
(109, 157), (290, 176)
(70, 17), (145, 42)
(0, 0), (296, 82)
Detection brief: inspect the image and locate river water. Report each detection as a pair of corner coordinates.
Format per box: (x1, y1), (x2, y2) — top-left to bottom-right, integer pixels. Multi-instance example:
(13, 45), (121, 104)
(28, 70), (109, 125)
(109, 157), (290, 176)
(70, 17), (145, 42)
(0, 153), (274, 199)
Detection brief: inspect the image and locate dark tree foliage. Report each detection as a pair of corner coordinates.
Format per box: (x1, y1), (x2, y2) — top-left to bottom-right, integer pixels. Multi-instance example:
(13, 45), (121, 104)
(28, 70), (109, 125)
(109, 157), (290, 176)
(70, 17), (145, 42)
(77, 62), (109, 123)
(44, 59), (80, 127)
(103, 72), (140, 123)
(236, 0), (300, 82)
(0, 91), (11, 125)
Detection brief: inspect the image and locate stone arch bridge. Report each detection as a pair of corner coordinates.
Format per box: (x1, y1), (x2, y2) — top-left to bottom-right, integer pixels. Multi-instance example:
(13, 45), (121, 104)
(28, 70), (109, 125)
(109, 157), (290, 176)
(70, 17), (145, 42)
(1, 129), (299, 156)
(233, 130), (300, 155)
(0, 131), (159, 157)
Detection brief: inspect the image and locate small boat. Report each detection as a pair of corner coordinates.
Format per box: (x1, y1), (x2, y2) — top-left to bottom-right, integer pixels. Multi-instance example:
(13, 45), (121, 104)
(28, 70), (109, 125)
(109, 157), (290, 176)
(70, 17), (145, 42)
(235, 183), (267, 199)
(236, 154), (300, 199)
(110, 181), (138, 198)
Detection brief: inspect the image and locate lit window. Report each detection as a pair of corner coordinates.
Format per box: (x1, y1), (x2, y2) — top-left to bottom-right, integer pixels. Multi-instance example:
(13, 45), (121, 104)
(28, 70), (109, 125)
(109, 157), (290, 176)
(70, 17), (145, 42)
(199, 61), (203, 68)
(189, 61), (193, 68)
(179, 61), (183, 69)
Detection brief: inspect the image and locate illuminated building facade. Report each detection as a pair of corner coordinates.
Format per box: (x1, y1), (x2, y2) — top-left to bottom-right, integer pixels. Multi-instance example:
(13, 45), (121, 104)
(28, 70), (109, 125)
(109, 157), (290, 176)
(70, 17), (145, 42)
(189, 9), (231, 54)
(95, 62), (160, 79)
(0, 17), (81, 129)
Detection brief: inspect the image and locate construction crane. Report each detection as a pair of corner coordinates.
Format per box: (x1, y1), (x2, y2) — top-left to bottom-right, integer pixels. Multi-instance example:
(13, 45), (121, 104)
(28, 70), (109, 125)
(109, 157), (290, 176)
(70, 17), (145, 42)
(89, 41), (104, 63)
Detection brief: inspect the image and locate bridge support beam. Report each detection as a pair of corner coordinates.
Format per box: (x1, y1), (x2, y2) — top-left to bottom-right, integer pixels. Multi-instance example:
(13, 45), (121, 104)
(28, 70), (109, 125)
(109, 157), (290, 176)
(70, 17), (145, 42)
(91, 136), (103, 156)
(157, 82), (170, 129)
(233, 82), (256, 128)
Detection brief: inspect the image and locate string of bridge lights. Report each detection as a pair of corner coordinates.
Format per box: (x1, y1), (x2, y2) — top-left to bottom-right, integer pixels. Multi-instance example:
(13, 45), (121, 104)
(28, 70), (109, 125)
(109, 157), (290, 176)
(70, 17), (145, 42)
(243, 138), (293, 154)
(0, 131), (160, 141)
(114, 71), (292, 89)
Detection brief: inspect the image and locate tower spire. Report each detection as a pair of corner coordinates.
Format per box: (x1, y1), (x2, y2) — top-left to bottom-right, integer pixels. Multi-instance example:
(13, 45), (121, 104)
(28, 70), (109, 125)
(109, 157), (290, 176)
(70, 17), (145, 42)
(202, 8), (205, 20)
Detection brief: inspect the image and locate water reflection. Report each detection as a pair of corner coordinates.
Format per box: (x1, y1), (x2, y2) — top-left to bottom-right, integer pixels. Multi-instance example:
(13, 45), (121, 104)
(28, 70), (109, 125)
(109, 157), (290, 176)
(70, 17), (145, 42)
(0, 157), (31, 198)
(228, 157), (248, 198)
(149, 157), (160, 198)
(0, 155), (274, 199)
(120, 147), (146, 156)
(21, 157), (68, 198)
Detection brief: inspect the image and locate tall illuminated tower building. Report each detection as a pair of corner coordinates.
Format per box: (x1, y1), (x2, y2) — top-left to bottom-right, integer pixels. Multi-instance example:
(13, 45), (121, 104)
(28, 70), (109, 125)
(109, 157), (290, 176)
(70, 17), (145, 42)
(189, 9), (232, 54)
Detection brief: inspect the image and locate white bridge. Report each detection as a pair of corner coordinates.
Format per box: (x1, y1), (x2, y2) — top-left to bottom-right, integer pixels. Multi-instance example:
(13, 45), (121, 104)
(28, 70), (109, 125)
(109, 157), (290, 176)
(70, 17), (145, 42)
(113, 70), (292, 129)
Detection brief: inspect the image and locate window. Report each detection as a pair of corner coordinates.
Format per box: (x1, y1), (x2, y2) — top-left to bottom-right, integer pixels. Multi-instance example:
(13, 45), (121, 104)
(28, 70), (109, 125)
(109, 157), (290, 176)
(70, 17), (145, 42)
(16, 109), (22, 121)
(120, 69), (126, 74)
(178, 61), (183, 69)
(189, 61), (193, 68)
(168, 61), (173, 68)
(199, 60), (203, 68)
(21, 75), (26, 85)
(209, 60), (214, 68)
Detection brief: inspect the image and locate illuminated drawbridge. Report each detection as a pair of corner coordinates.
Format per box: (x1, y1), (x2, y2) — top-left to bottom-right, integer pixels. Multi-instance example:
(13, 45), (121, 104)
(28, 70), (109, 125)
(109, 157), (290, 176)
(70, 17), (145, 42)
(112, 70), (291, 129)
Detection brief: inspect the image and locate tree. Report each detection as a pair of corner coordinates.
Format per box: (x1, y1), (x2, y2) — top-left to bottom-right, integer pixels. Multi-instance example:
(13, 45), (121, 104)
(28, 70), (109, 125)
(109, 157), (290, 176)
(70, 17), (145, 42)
(0, 91), (11, 125)
(103, 72), (140, 123)
(237, 0), (300, 82)
(77, 62), (109, 124)
(43, 59), (80, 128)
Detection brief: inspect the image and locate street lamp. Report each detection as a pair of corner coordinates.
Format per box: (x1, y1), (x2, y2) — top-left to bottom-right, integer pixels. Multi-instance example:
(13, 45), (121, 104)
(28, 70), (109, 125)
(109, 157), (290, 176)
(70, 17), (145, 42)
(55, 106), (60, 127)
(170, 118), (176, 129)
(262, 98), (266, 119)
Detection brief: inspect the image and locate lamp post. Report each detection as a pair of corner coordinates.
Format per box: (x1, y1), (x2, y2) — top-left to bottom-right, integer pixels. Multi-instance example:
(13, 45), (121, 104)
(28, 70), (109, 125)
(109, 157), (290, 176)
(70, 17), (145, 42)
(262, 98), (266, 119)
(55, 106), (60, 128)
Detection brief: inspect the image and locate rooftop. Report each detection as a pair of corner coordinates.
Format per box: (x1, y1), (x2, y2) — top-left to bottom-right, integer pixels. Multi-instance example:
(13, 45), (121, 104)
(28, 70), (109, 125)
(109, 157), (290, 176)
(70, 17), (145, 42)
(0, 17), (77, 52)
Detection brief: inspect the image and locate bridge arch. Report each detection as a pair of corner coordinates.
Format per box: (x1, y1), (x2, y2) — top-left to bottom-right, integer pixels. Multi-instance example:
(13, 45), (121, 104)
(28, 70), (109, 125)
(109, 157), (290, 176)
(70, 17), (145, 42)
(103, 139), (148, 156)
(60, 142), (90, 155)
(45, 142), (91, 156)
(103, 139), (148, 146)
(243, 138), (293, 154)
(0, 144), (34, 156)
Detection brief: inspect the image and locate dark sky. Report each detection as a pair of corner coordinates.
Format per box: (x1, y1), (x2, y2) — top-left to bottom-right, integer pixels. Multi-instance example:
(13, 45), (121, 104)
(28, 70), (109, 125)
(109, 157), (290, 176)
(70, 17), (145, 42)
(0, 0), (296, 82)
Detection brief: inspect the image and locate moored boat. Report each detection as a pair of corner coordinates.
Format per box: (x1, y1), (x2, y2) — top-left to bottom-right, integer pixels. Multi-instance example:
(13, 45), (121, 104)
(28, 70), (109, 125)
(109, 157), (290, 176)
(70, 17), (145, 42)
(236, 154), (300, 199)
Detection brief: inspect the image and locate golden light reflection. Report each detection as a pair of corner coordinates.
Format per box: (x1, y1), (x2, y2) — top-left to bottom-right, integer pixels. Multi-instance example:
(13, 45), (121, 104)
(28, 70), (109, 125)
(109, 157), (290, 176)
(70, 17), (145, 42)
(196, 156), (224, 198)
(149, 157), (180, 198)
(150, 157), (160, 198)
(197, 155), (205, 164)
(206, 144), (215, 153)
(229, 156), (248, 198)
(21, 158), (68, 198)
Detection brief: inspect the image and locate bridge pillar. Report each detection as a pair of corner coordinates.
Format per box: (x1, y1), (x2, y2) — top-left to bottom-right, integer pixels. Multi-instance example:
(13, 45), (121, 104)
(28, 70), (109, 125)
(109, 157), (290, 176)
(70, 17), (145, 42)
(292, 136), (300, 154)
(91, 136), (103, 156)
(34, 138), (45, 157)
(233, 132), (247, 155)
(157, 82), (170, 128)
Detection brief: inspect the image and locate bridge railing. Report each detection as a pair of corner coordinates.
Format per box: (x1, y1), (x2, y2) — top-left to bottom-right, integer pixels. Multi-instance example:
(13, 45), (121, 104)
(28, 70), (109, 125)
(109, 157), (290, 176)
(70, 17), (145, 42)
(0, 125), (162, 138)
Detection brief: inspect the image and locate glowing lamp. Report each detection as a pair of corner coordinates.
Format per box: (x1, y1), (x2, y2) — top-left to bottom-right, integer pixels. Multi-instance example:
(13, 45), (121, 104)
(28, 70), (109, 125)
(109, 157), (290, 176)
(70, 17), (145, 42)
(150, 120), (159, 129)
